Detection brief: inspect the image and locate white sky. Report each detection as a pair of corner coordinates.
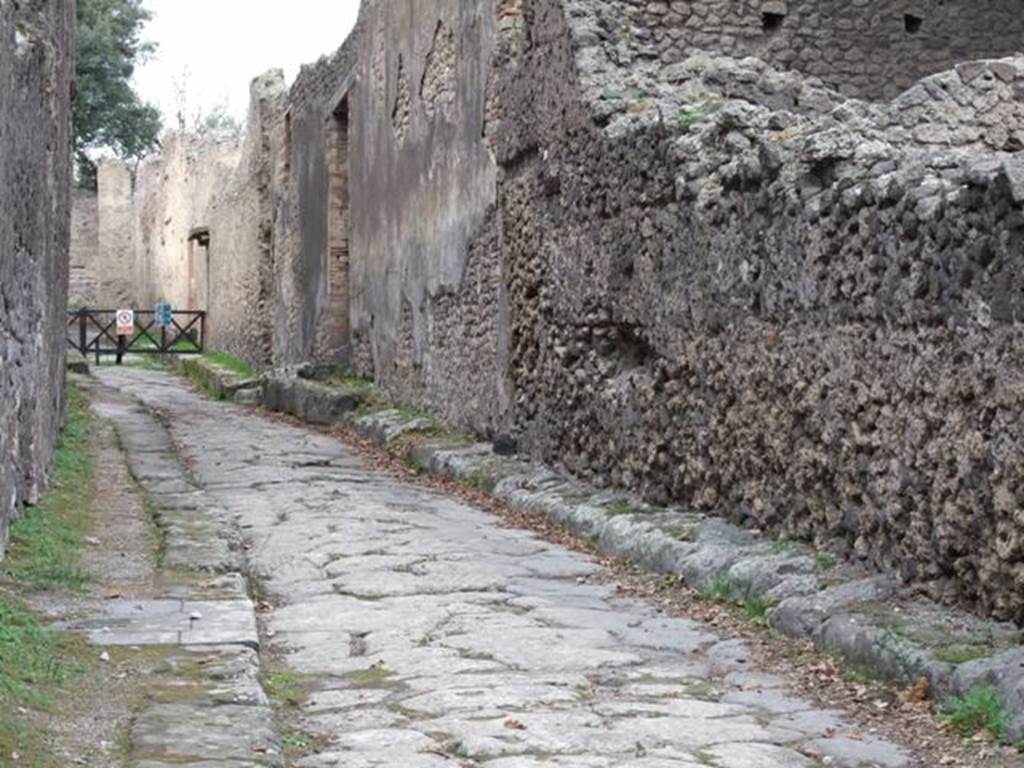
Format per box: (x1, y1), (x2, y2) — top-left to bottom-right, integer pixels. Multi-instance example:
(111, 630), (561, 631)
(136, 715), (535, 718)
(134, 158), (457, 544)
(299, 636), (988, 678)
(133, 1), (360, 127)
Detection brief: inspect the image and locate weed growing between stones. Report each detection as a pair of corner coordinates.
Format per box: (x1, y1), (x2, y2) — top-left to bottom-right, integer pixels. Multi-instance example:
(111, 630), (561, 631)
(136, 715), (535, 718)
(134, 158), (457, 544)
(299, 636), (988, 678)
(701, 576), (739, 604)
(741, 594), (774, 626)
(463, 468), (498, 493)
(941, 686), (1008, 743)
(933, 645), (993, 665)
(840, 663), (888, 685)
(770, 538), (794, 555)
(606, 500), (642, 516)
(342, 664), (398, 688)
(815, 552), (837, 571)
(676, 99), (722, 132)
(264, 670), (310, 708)
(701, 576), (774, 626)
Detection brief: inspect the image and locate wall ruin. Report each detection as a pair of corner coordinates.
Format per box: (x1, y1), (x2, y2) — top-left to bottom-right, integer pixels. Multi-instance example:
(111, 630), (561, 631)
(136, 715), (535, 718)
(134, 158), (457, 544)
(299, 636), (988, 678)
(1, 0), (75, 551)
(69, 0), (1024, 620)
(78, 74), (286, 367)
(624, 0), (1024, 100)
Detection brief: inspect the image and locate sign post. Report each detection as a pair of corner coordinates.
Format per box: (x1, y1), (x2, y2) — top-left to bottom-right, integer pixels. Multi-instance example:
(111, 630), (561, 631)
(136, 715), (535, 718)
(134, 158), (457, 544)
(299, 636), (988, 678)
(115, 309), (134, 365)
(115, 309), (135, 336)
(154, 303), (173, 353)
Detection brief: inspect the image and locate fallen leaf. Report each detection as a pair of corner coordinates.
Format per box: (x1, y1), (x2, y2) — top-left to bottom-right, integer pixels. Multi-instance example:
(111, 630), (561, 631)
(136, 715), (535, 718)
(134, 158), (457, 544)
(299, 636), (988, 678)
(903, 677), (930, 703)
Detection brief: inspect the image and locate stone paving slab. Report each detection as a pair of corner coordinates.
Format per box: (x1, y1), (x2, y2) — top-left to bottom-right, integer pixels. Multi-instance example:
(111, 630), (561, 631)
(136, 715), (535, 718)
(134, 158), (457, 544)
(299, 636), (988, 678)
(94, 366), (919, 767)
(63, 598), (259, 647)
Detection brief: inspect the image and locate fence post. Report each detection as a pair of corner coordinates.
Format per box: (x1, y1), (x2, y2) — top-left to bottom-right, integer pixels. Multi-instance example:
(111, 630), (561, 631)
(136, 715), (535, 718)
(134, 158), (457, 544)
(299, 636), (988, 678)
(116, 334), (126, 366)
(78, 310), (87, 356)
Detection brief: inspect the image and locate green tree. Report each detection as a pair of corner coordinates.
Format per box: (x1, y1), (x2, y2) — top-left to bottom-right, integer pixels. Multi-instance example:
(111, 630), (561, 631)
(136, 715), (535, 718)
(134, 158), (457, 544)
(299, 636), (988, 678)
(73, 0), (162, 188)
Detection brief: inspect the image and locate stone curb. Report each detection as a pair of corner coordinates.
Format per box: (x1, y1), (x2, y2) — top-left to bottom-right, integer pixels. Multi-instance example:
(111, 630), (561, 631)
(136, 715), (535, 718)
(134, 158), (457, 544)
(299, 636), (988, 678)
(257, 372), (1024, 741)
(261, 372), (363, 424)
(174, 355), (261, 402)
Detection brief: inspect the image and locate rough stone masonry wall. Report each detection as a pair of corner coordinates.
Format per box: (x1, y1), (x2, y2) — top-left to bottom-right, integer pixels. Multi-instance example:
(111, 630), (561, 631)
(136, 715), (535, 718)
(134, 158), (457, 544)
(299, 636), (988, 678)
(618, 0), (1024, 100)
(0, 0), (75, 551)
(485, 0), (1024, 621)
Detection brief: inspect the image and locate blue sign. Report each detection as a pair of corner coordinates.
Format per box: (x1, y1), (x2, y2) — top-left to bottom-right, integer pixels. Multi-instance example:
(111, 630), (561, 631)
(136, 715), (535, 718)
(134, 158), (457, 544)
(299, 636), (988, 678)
(154, 303), (174, 328)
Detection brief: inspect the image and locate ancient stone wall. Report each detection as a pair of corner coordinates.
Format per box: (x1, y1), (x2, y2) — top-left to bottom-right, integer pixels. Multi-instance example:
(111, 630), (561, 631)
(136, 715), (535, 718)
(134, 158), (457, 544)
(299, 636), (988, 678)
(84, 74), (286, 368)
(64, 0), (1024, 619)
(96, 160), (136, 308)
(0, 0), (75, 551)
(614, 0), (1024, 100)
(203, 73), (285, 364)
(132, 135), (242, 314)
(253, 0), (1024, 618)
(69, 189), (99, 308)
(344, 0), (508, 433)
(271, 27), (363, 368)
(483, 0), (1024, 621)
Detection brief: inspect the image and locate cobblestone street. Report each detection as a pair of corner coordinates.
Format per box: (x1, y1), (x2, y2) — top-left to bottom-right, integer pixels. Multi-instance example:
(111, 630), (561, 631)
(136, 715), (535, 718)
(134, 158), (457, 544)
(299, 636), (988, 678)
(90, 366), (918, 768)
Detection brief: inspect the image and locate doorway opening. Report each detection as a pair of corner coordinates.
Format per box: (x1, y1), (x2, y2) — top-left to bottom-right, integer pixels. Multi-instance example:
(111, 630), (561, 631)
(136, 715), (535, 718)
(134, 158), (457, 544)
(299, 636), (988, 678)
(324, 96), (351, 356)
(187, 226), (211, 312)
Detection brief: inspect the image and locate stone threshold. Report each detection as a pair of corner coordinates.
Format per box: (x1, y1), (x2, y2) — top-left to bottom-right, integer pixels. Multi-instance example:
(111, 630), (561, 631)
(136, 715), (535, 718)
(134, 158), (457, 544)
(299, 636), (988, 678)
(252, 368), (1024, 742)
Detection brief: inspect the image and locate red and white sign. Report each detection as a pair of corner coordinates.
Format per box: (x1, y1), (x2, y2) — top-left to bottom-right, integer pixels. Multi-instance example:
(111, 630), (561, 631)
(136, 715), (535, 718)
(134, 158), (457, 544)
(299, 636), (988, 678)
(116, 309), (135, 336)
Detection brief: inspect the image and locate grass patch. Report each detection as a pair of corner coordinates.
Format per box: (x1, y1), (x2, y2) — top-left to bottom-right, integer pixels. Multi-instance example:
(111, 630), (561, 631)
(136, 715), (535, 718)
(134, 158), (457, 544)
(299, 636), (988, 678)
(463, 468), (497, 493)
(0, 592), (92, 761)
(203, 351), (257, 378)
(309, 365), (376, 393)
(941, 686), (1008, 742)
(281, 729), (312, 750)
(0, 384), (97, 762)
(701, 576), (739, 604)
(740, 594), (773, 626)
(3, 385), (94, 592)
(264, 670), (309, 708)
(933, 645), (992, 666)
(341, 665), (398, 689)
(770, 539), (794, 555)
(840, 664), (888, 685)
(403, 452), (429, 476)
(606, 500), (642, 517)
(701, 576), (774, 626)
(815, 552), (837, 571)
